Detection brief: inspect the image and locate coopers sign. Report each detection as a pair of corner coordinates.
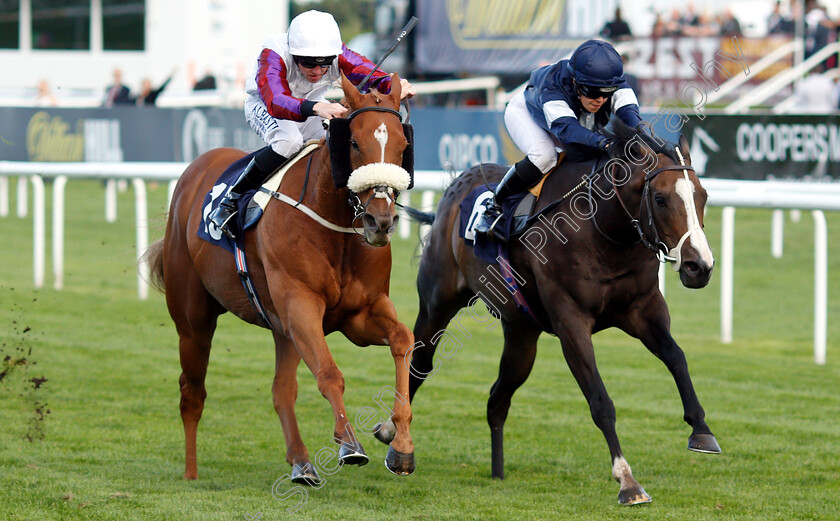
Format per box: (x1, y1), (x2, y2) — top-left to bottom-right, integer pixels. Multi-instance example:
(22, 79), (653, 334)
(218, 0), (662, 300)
(683, 115), (840, 180)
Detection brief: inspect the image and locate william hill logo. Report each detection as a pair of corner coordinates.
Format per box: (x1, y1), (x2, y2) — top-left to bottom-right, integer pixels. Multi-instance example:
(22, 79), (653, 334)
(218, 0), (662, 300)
(26, 112), (84, 161)
(447, 0), (570, 47)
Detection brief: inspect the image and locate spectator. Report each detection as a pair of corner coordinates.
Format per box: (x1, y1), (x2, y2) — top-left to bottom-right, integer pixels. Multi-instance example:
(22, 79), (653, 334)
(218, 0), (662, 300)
(136, 71), (175, 107)
(804, 0), (835, 72)
(684, 9), (718, 36)
(193, 70), (217, 91)
(664, 8), (684, 36)
(719, 8), (743, 36)
(103, 68), (132, 107)
(792, 72), (837, 113)
(600, 7), (632, 41)
(768, 0), (795, 35)
(35, 79), (58, 107)
(651, 12), (668, 38)
(680, 2), (701, 31)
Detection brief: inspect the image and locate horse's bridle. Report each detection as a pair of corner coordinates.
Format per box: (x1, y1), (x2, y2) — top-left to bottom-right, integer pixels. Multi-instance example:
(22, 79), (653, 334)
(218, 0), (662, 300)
(342, 106), (405, 231)
(609, 147), (700, 268)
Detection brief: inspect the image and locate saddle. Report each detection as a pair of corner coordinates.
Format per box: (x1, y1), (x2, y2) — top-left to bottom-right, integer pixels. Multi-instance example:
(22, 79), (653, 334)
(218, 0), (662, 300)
(197, 140), (321, 254)
(461, 153), (608, 264)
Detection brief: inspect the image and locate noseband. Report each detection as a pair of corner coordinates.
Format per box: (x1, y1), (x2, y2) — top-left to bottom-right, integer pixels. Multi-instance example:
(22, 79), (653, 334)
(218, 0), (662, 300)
(609, 147), (700, 268)
(342, 106), (405, 231)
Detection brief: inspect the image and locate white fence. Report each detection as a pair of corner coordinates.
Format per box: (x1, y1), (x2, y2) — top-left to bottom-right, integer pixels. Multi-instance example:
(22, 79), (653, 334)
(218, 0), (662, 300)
(0, 162), (836, 365)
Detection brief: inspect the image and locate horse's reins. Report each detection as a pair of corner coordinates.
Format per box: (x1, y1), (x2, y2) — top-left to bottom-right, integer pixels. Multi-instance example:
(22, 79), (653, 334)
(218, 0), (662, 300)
(608, 147), (699, 269)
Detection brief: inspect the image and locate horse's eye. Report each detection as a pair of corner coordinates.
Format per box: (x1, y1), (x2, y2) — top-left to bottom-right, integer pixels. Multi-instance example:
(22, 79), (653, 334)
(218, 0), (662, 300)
(350, 140), (359, 150)
(654, 194), (667, 207)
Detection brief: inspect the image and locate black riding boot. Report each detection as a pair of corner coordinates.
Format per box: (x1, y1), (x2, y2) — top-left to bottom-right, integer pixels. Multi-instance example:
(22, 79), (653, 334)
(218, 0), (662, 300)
(474, 158), (543, 239)
(209, 147), (288, 239)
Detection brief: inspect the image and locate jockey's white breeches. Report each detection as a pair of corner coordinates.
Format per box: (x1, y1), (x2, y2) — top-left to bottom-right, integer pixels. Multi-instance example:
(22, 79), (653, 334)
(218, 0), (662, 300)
(244, 97), (326, 157)
(504, 90), (560, 174)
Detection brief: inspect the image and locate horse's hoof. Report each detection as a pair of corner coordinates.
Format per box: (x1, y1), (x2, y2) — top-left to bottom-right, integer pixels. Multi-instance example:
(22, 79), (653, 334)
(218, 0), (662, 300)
(384, 446), (415, 475)
(618, 486), (652, 506)
(339, 440), (369, 466)
(688, 433), (721, 454)
(291, 462), (322, 486)
(373, 419), (396, 445)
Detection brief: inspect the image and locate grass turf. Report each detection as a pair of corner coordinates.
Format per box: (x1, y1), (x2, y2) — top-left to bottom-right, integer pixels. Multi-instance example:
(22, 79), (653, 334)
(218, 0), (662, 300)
(1, 179), (839, 520)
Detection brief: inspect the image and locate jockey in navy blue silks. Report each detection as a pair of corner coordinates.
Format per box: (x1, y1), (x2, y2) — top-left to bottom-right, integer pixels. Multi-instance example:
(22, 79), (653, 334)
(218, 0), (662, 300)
(475, 39), (642, 238)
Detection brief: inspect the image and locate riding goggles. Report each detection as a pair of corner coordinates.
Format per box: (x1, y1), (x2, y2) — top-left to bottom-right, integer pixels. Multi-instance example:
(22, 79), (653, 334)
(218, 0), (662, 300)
(294, 55), (336, 69)
(576, 83), (618, 99)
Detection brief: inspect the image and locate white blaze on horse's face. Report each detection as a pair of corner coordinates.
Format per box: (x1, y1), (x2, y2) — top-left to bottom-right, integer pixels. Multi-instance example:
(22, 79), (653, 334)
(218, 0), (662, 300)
(374, 123), (388, 163)
(673, 174), (714, 271)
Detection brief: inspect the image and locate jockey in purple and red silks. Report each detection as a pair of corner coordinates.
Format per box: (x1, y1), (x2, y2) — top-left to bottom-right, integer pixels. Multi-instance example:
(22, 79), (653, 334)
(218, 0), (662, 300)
(475, 39), (643, 238)
(210, 9), (415, 238)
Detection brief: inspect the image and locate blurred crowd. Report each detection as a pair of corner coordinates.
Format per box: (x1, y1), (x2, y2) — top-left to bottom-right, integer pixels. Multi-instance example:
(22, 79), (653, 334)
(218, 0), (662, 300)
(599, 0), (840, 111)
(601, 0), (838, 41)
(31, 64), (222, 109)
(26, 0), (840, 112)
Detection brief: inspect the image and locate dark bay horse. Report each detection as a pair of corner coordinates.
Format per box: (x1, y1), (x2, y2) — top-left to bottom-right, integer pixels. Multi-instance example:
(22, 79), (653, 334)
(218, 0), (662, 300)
(145, 74), (416, 483)
(377, 121), (720, 504)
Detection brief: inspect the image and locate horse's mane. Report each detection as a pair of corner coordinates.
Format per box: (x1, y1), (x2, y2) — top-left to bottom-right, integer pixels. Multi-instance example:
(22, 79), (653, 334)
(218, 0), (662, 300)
(603, 116), (679, 164)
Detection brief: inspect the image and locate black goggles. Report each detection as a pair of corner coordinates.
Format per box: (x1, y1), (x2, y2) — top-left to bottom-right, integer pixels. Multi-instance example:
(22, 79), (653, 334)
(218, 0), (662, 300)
(576, 83), (618, 99)
(294, 56), (336, 69)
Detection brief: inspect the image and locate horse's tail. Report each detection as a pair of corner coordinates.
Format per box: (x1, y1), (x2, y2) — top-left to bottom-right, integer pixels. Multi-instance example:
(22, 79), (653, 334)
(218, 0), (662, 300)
(402, 206), (435, 225)
(142, 239), (166, 294)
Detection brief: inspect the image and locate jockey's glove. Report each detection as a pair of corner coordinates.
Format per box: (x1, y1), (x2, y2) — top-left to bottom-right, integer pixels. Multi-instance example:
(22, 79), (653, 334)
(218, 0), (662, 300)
(601, 138), (619, 157)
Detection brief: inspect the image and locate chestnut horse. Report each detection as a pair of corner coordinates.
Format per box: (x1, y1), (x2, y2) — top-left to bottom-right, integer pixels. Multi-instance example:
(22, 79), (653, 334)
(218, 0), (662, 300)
(146, 74), (415, 484)
(376, 121), (720, 504)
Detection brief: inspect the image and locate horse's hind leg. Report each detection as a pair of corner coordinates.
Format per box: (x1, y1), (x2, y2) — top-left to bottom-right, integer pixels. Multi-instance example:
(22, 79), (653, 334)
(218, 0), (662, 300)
(171, 289), (220, 480)
(271, 332), (321, 485)
(622, 293), (720, 454)
(487, 321), (541, 479)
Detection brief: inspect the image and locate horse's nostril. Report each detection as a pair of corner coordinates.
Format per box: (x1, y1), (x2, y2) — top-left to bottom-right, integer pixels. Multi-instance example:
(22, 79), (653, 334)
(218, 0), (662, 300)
(363, 214), (377, 228)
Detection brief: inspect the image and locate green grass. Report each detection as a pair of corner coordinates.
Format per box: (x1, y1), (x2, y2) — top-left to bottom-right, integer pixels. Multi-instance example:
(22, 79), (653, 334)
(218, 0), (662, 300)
(1, 179), (839, 520)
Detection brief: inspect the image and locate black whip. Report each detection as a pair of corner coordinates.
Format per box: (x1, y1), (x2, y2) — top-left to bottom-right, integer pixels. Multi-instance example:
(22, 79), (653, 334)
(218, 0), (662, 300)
(357, 16), (418, 93)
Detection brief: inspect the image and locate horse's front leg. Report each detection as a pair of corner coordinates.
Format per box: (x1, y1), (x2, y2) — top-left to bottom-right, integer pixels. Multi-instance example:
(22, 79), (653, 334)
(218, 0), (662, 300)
(270, 331), (322, 485)
(621, 291), (721, 454)
(343, 294), (415, 475)
(554, 311), (652, 505)
(279, 293), (369, 467)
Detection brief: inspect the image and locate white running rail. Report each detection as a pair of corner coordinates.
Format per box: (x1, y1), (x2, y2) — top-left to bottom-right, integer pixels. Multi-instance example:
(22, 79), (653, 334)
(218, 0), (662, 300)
(0, 163), (834, 364)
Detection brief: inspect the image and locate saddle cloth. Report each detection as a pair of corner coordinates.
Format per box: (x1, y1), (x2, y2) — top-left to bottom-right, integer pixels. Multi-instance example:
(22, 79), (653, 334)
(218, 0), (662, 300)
(459, 185), (530, 264)
(196, 141), (321, 254)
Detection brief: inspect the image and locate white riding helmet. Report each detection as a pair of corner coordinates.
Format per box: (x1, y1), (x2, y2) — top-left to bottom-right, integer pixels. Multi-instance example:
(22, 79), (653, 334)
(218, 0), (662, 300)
(288, 10), (343, 58)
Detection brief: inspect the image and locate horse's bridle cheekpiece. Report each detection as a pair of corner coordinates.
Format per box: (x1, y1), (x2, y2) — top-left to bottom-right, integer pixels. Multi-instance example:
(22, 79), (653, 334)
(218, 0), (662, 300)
(327, 106), (414, 191)
(609, 147), (699, 270)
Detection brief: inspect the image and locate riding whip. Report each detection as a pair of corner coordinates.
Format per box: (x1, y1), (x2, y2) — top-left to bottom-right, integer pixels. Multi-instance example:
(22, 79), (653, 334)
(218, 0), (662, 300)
(357, 16), (418, 93)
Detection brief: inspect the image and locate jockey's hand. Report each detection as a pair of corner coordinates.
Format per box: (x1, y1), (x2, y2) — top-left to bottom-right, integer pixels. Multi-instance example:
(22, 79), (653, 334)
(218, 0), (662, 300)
(398, 77), (416, 99)
(601, 138), (620, 157)
(314, 101), (348, 120)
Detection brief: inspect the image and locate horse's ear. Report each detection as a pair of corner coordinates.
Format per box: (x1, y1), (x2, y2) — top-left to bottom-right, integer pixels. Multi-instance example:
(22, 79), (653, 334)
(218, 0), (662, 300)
(678, 134), (691, 164)
(388, 73), (402, 107)
(342, 73), (362, 106)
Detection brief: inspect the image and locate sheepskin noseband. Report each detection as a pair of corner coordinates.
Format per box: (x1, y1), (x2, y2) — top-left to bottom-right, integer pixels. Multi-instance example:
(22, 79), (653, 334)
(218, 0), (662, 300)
(347, 162), (411, 193)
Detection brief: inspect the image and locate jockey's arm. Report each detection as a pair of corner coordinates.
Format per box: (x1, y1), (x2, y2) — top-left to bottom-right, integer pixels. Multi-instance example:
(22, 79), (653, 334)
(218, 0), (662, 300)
(550, 116), (608, 149)
(612, 87), (642, 128)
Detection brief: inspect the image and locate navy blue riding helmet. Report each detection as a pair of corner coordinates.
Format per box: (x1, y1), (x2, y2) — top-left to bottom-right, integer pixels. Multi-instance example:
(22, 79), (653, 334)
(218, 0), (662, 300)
(568, 39), (625, 99)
